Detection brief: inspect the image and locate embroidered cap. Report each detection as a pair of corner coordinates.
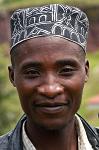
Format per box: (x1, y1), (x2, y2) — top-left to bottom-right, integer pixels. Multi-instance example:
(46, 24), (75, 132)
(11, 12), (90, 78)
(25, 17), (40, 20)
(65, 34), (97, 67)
(10, 4), (89, 52)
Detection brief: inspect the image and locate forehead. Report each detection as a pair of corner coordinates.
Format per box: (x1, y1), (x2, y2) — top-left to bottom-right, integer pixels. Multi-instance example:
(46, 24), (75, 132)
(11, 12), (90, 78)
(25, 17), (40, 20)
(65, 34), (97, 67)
(13, 36), (82, 60)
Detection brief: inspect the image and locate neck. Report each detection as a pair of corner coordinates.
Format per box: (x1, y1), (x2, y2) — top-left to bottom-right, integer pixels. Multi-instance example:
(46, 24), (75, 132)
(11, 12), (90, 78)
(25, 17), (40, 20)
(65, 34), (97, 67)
(25, 117), (78, 150)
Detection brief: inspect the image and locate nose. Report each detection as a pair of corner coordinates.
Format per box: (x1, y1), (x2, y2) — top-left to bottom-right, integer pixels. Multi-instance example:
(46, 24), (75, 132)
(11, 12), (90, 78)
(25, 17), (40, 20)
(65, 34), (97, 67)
(37, 82), (64, 98)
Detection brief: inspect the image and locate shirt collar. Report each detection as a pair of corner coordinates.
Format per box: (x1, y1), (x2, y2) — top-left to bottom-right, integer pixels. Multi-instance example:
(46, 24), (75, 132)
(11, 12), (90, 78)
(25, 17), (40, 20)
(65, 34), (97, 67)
(75, 115), (93, 150)
(22, 121), (36, 150)
(22, 115), (93, 150)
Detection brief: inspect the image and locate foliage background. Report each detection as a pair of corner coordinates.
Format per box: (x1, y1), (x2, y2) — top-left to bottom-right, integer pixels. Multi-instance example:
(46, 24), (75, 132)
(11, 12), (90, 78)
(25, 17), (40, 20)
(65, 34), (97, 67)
(0, 0), (99, 135)
(0, 44), (22, 135)
(1, 0), (99, 10)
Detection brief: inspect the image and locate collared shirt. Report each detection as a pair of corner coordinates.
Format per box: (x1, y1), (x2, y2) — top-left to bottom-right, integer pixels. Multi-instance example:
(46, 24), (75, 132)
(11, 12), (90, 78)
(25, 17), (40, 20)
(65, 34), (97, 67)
(75, 115), (93, 150)
(22, 115), (93, 150)
(22, 121), (36, 150)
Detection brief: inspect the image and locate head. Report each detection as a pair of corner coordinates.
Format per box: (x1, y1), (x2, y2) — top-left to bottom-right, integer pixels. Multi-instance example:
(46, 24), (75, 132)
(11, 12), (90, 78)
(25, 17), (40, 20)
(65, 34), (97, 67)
(8, 4), (89, 130)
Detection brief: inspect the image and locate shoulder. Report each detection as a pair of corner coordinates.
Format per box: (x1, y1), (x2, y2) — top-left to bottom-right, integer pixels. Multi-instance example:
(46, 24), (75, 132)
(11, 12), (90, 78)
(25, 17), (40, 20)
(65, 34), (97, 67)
(77, 114), (99, 149)
(0, 115), (26, 150)
(79, 115), (99, 136)
(78, 114), (99, 137)
(0, 131), (13, 149)
(95, 127), (99, 135)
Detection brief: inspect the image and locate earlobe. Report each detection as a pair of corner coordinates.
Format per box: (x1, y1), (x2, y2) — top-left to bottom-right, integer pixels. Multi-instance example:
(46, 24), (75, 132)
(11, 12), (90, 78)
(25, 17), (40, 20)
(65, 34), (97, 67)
(8, 66), (16, 87)
(85, 59), (89, 82)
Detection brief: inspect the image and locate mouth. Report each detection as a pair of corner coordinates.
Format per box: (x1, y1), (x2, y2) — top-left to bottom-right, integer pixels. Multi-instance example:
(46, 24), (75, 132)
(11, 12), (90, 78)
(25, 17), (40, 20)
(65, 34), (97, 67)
(32, 102), (70, 114)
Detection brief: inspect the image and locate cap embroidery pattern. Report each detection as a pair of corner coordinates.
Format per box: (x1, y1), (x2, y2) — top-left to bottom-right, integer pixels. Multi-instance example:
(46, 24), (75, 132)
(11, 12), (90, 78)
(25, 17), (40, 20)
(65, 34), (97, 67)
(10, 4), (89, 51)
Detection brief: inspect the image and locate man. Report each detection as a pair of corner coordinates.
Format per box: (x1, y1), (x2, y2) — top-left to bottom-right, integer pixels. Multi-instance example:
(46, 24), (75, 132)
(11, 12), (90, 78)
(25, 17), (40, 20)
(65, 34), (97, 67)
(0, 4), (99, 150)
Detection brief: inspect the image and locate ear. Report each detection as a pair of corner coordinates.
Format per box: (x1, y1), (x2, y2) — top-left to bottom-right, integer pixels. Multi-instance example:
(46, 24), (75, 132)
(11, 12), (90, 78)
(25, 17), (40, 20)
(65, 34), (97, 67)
(85, 59), (89, 82)
(8, 66), (16, 87)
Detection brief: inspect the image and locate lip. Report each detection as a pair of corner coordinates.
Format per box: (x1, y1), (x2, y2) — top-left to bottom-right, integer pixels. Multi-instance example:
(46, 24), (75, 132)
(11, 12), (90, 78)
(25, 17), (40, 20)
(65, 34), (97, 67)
(38, 105), (66, 114)
(33, 102), (70, 114)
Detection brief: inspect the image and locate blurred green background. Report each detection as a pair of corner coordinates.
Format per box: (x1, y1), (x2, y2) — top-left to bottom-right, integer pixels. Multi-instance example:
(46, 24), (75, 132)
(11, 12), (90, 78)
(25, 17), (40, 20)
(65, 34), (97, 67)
(0, 0), (99, 135)
(0, 0), (99, 10)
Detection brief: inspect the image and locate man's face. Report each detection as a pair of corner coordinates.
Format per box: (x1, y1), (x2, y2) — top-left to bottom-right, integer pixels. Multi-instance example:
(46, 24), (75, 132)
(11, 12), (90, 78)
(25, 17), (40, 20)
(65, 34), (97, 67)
(9, 36), (89, 130)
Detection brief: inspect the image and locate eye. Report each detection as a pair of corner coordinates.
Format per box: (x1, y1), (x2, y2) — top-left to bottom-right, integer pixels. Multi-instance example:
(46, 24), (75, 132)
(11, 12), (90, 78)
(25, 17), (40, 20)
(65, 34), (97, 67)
(23, 68), (40, 78)
(58, 65), (75, 76)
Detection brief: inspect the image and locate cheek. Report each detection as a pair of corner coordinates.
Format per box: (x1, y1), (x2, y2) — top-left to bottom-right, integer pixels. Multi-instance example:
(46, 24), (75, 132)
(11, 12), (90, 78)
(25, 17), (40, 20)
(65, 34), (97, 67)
(72, 79), (85, 93)
(71, 78), (85, 106)
(15, 83), (33, 116)
(65, 75), (85, 93)
(14, 77), (39, 105)
(64, 75), (85, 107)
(15, 77), (35, 95)
(14, 80), (32, 108)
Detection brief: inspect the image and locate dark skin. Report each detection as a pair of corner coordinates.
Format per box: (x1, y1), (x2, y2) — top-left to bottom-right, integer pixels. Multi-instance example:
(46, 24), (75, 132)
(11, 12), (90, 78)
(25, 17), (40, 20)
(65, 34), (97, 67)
(9, 36), (89, 150)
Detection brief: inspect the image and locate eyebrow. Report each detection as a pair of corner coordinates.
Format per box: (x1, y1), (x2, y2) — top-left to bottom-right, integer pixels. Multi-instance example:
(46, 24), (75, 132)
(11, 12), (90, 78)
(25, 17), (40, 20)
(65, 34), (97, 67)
(20, 61), (42, 70)
(55, 59), (79, 66)
(20, 58), (79, 70)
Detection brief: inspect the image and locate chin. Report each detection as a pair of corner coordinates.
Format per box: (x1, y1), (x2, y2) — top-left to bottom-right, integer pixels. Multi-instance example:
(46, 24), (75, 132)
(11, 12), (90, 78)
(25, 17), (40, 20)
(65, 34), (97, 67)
(33, 119), (69, 131)
(27, 112), (75, 131)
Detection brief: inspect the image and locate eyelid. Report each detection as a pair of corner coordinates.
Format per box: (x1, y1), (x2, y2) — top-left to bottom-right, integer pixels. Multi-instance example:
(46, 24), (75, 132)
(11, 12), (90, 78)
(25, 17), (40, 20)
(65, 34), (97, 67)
(58, 65), (77, 75)
(59, 65), (75, 71)
(22, 66), (40, 72)
(22, 68), (41, 76)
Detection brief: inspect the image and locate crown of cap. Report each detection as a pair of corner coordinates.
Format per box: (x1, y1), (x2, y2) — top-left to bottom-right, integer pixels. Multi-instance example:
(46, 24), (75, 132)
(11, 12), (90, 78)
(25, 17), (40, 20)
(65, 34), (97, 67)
(10, 4), (89, 52)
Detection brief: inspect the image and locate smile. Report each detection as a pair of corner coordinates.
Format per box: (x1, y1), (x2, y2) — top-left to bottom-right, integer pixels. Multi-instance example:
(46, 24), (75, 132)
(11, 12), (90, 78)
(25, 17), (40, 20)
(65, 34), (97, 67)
(33, 103), (70, 114)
